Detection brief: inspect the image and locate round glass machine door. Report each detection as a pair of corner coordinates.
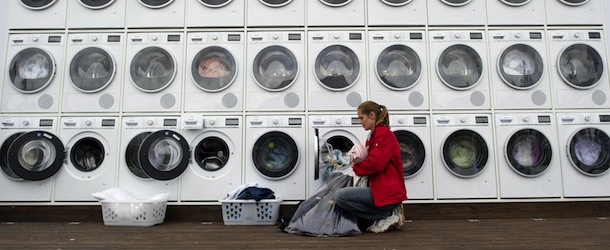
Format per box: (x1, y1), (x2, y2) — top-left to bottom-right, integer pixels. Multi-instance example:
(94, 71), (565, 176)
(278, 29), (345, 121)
(505, 129), (553, 177)
(500, 0), (530, 6)
(557, 44), (604, 90)
(252, 45), (298, 92)
(130, 46), (177, 93)
(319, 0), (352, 7)
(395, 130), (425, 178)
(259, 0), (292, 7)
(376, 45), (422, 91)
(70, 137), (105, 172)
(437, 44), (483, 90)
(252, 131), (299, 179)
(0, 131), (65, 181)
(195, 136), (231, 172)
(381, 0), (412, 7)
(498, 44), (544, 90)
(125, 130), (190, 180)
(69, 47), (116, 93)
(79, 0), (115, 9)
(8, 48), (56, 93)
(440, 0), (472, 7)
(138, 0), (174, 9)
(559, 0), (589, 6)
(314, 45), (361, 91)
(442, 129), (489, 178)
(191, 46), (237, 92)
(567, 128), (610, 176)
(199, 0), (233, 8)
(19, 0), (57, 10)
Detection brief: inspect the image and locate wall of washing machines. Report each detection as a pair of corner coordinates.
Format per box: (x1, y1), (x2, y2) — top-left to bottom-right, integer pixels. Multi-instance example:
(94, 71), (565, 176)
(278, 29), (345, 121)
(1, 0), (610, 205)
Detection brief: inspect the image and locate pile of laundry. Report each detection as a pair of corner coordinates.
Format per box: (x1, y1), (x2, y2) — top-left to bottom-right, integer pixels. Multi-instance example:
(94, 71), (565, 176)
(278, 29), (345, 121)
(225, 183), (276, 201)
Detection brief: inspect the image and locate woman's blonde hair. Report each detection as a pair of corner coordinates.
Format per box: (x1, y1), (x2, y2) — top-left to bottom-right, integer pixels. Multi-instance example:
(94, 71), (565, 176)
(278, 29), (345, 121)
(357, 101), (390, 128)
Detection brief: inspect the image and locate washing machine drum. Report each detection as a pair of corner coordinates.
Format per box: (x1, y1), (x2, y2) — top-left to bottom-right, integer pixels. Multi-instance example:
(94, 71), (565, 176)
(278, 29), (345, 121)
(70, 47), (116, 93)
(195, 136), (231, 172)
(394, 130), (425, 178)
(252, 131), (299, 179)
(130, 46), (177, 93)
(557, 44), (604, 90)
(8, 47), (56, 94)
(381, 0), (412, 7)
(320, 0), (352, 7)
(376, 45), (422, 90)
(559, 0), (589, 6)
(138, 0), (174, 9)
(505, 129), (553, 177)
(191, 46), (237, 92)
(498, 44), (544, 90)
(315, 45), (360, 91)
(500, 0), (530, 6)
(79, 0), (116, 9)
(252, 45), (298, 92)
(125, 130), (190, 180)
(441, 0), (472, 7)
(19, 0), (57, 10)
(199, 0), (233, 8)
(437, 44), (483, 90)
(568, 128), (610, 176)
(259, 0), (292, 7)
(442, 129), (489, 178)
(0, 131), (64, 181)
(70, 137), (105, 172)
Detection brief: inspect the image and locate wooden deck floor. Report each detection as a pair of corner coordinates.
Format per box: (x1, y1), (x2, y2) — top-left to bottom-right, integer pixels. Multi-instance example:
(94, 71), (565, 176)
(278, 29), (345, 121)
(1, 202), (610, 249)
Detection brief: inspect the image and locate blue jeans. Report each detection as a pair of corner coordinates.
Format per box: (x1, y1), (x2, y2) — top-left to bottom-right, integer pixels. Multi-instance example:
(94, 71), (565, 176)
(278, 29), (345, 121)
(334, 187), (399, 221)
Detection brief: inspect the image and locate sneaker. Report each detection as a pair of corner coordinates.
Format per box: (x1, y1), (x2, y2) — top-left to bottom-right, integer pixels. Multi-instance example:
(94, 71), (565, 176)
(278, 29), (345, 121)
(393, 204), (406, 230)
(367, 213), (400, 233)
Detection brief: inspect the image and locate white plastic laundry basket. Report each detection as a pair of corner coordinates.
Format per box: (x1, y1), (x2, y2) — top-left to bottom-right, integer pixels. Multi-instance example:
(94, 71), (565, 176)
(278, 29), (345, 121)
(100, 200), (167, 227)
(220, 199), (282, 225)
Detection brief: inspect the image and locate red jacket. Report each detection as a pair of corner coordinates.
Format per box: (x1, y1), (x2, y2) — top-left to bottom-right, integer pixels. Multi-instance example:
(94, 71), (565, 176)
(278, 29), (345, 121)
(353, 124), (407, 207)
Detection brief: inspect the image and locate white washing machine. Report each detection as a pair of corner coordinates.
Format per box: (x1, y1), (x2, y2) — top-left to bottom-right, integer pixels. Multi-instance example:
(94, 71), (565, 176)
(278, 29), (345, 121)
(307, 0), (365, 27)
(118, 116), (190, 201)
(546, 0), (603, 26)
(308, 30), (366, 111)
(185, 32), (243, 112)
(247, 0), (305, 27)
(428, 30), (490, 110)
(8, 0), (67, 30)
(180, 115), (242, 201)
(2, 33), (65, 113)
(0, 116), (64, 201)
(66, 0), (126, 29)
(54, 116), (119, 201)
(245, 115), (306, 201)
(390, 114), (433, 200)
(547, 30), (609, 109)
(186, 0), (244, 28)
(308, 114), (368, 198)
(367, 0), (426, 27)
(126, 0), (185, 28)
(123, 32), (183, 112)
(62, 33), (123, 113)
(427, 0), (486, 26)
(486, 0), (545, 26)
(488, 30), (551, 110)
(368, 30), (428, 111)
(557, 113), (610, 198)
(432, 113), (497, 199)
(246, 31), (305, 111)
(494, 113), (562, 198)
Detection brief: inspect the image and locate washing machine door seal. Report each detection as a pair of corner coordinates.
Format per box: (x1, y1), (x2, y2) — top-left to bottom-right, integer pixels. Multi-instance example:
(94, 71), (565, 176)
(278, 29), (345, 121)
(0, 131), (65, 181)
(437, 44), (483, 90)
(191, 46), (237, 93)
(442, 129), (489, 178)
(500, 0), (530, 7)
(19, 0), (57, 10)
(9, 47), (56, 94)
(252, 45), (298, 92)
(70, 47), (116, 93)
(126, 130), (190, 180)
(498, 44), (544, 90)
(504, 129), (553, 177)
(557, 44), (604, 90)
(559, 0), (589, 6)
(567, 127), (610, 176)
(381, 0), (412, 7)
(79, 0), (115, 9)
(138, 0), (174, 9)
(440, 0), (472, 7)
(314, 45), (361, 91)
(320, 0), (352, 7)
(129, 46), (177, 93)
(69, 136), (106, 173)
(259, 0), (292, 8)
(394, 130), (425, 178)
(376, 44), (422, 91)
(199, 0), (233, 8)
(252, 131), (299, 179)
(194, 135), (231, 172)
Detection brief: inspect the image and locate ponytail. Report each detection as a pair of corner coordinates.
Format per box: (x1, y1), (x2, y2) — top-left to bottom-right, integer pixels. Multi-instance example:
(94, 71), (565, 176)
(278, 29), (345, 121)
(357, 101), (390, 128)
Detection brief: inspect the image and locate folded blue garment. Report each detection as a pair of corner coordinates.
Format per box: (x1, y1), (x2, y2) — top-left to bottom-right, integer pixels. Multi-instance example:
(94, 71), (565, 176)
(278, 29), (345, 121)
(235, 187), (276, 201)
